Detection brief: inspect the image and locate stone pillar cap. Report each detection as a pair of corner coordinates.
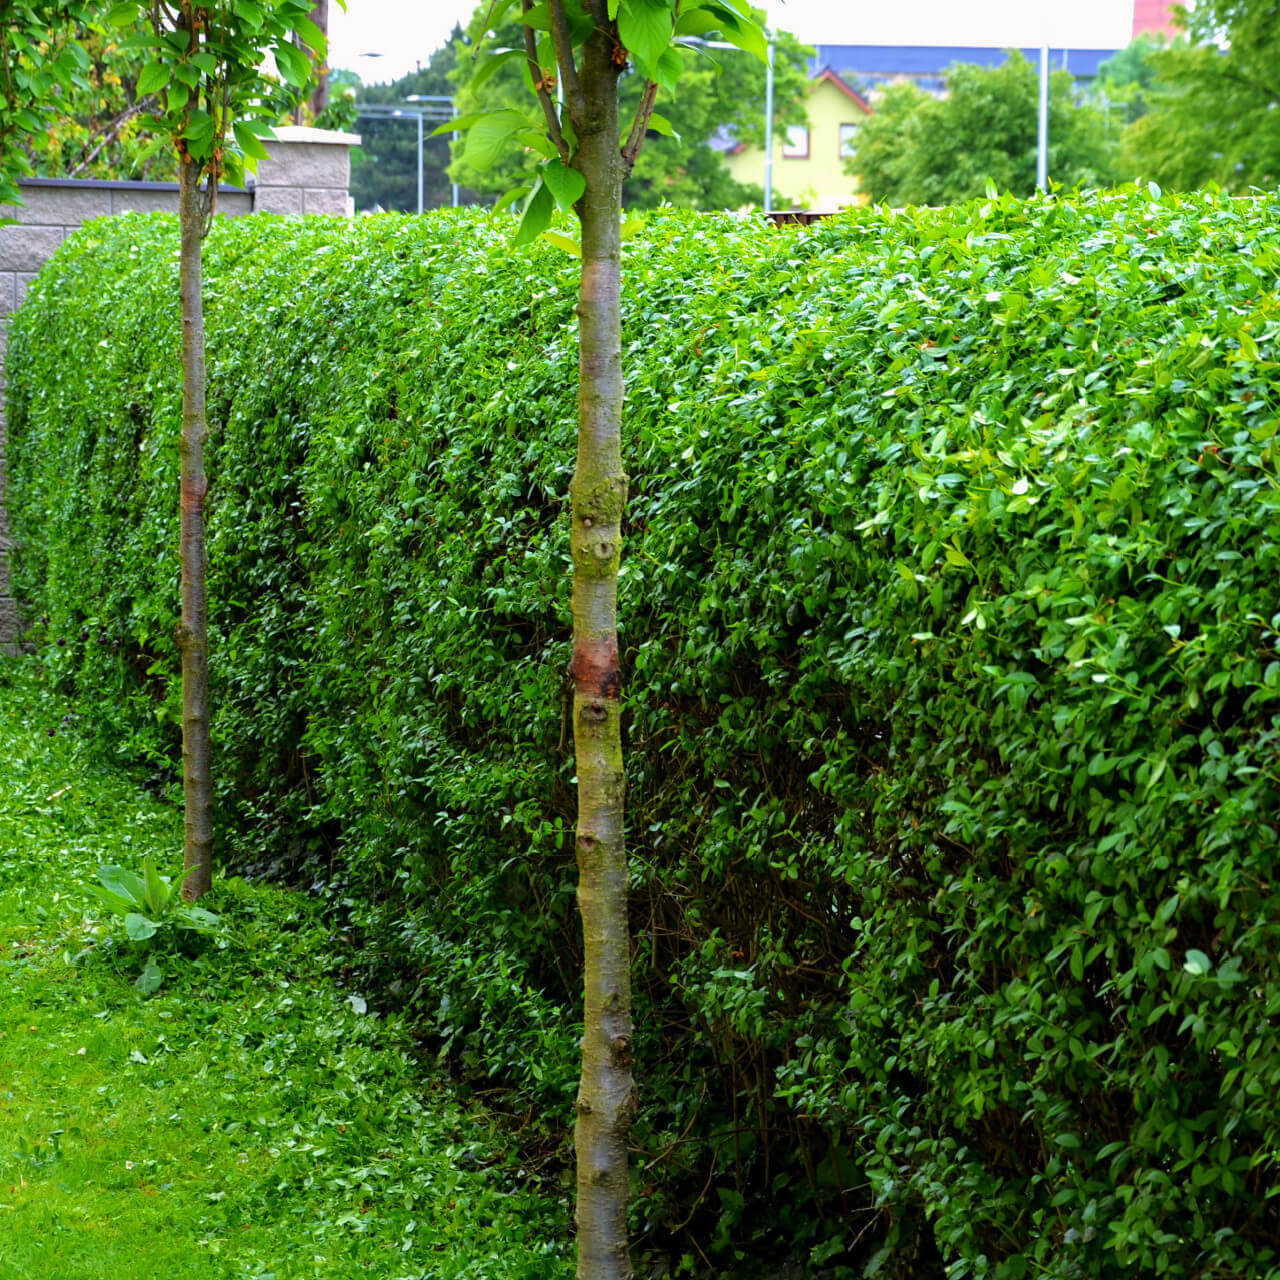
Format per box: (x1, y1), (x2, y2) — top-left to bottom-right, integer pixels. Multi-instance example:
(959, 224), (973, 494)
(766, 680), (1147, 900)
(268, 125), (361, 146)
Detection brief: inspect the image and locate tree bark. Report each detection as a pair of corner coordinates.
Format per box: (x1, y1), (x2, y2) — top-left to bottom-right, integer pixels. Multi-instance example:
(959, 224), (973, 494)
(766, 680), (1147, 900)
(570, 24), (633, 1280)
(307, 0), (329, 119)
(177, 155), (213, 902)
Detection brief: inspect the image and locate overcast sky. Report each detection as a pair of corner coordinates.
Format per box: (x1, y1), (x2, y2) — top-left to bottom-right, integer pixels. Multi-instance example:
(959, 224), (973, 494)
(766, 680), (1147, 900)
(329, 0), (1140, 84)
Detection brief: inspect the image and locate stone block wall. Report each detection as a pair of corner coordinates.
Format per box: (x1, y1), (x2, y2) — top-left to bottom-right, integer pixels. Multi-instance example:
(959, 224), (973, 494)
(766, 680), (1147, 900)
(0, 127), (358, 651)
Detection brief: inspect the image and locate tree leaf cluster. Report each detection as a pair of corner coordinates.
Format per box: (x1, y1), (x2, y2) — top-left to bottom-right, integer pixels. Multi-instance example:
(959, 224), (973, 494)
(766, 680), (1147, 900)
(0, 1), (96, 206)
(9, 187), (1280, 1273)
(849, 51), (1117, 206)
(1119, 0), (1280, 193)
(447, 2), (809, 211)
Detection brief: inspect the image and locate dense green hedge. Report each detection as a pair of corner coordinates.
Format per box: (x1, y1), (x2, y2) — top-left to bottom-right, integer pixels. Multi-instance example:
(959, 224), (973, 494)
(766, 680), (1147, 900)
(8, 189), (1280, 1278)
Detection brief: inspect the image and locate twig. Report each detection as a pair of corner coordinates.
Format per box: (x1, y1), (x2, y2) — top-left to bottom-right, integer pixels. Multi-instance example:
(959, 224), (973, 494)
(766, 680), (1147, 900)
(70, 100), (152, 176)
(523, 0), (569, 162)
(546, 0), (584, 125)
(620, 79), (659, 178)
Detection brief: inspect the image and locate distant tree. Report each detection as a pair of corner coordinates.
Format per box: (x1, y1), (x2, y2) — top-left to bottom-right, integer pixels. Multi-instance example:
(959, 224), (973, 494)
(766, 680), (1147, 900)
(850, 52), (1116, 206)
(348, 33), (464, 212)
(1093, 31), (1165, 128)
(1120, 1), (1280, 191)
(449, 5), (809, 209)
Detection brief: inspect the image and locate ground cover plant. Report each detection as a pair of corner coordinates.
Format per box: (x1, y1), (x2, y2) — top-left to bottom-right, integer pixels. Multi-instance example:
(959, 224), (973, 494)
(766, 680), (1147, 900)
(0, 658), (572, 1280)
(7, 187), (1280, 1276)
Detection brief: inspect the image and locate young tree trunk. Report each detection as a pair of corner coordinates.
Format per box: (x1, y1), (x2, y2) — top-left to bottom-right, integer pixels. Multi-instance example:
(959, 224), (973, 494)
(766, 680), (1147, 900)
(306, 0), (329, 118)
(177, 155), (213, 902)
(570, 33), (634, 1280)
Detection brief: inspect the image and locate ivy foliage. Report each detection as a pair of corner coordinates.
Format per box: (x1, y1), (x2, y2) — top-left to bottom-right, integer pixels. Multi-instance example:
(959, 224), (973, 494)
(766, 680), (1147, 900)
(8, 188), (1280, 1276)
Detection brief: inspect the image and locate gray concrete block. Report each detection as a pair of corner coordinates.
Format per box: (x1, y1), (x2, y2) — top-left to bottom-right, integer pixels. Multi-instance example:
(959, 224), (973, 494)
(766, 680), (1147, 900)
(257, 142), (349, 191)
(0, 272), (14, 315)
(0, 224), (64, 273)
(109, 189), (182, 215)
(253, 185), (305, 216)
(303, 187), (350, 215)
(216, 190), (254, 217)
(15, 274), (37, 307)
(9, 185), (113, 225)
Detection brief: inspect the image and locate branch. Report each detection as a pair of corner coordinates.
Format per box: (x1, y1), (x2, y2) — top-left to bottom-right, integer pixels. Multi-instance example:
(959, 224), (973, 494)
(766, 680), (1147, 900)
(546, 0), (584, 126)
(620, 78), (659, 178)
(523, 0), (569, 161)
(69, 99), (153, 176)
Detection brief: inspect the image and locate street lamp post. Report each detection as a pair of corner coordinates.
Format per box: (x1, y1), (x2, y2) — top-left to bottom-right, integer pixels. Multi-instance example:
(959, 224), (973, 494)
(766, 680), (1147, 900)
(355, 95), (457, 213)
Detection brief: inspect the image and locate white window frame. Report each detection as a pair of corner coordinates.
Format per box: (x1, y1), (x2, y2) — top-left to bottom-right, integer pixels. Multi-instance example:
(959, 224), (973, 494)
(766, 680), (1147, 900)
(781, 125), (809, 159)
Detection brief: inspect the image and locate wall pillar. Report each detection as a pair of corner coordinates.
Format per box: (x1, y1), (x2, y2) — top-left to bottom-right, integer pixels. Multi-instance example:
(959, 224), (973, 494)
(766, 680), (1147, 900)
(252, 125), (361, 216)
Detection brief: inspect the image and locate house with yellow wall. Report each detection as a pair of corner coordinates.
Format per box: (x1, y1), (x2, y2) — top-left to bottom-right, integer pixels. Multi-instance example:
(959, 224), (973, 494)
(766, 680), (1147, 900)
(724, 68), (871, 211)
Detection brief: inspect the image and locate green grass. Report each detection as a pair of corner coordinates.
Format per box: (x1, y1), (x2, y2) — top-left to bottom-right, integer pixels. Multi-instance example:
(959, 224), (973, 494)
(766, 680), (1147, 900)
(0, 657), (574, 1280)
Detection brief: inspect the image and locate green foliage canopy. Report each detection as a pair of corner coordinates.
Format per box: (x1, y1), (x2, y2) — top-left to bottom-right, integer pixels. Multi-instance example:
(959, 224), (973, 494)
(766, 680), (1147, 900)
(10, 189), (1280, 1274)
(0, 1), (94, 205)
(447, 3), (810, 209)
(1121, 0), (1280, 192)
(850, 52), (1116, 205)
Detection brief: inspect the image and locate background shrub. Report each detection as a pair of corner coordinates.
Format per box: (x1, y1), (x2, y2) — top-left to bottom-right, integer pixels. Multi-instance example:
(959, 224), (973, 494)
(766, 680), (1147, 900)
(8, 189), (1280, 1277)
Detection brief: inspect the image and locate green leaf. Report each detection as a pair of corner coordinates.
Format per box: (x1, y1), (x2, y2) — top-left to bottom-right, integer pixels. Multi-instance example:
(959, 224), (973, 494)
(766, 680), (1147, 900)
(653, 48), (683, 95)
(1184, 949), (1211, 976)
(125, 913), (159, 942)
(174, 905), (221, 935)
(232, 0), (265, 29)
(98, 865), (145, 910)
(464, 109), (530, 172)
(513, 178), (554, 246)
(673, 8), (722, 37)
(141, 855), (171, 915)
(493, 185), (532, 213)
(233, 120), (271, 160)
(105, 1), (142, 26)
(428, 111), (493, 139)
(136, 62), (169, 97)
(542, 230), (581, 257)
(541, 157), (585, 211)
(647, 110), (679, 140)
(273, 40), (312, 88)
(618, 0), (674, 77)
(87, 885), (137, 919)
(701, 4), (768, 62)
(135, 957), (163, 994)
(472, 47), (525, 92)
(292, 14), (327, 53)
(469, 0), (519, 38)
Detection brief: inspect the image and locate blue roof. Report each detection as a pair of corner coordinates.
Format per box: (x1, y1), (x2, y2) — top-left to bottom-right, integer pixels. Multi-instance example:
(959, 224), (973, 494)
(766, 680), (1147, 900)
(809, 44), (1120, 80)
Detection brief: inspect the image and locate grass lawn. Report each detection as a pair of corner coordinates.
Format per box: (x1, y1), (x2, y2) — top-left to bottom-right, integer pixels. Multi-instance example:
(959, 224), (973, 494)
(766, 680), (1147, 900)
(0, 656), (574, 1280)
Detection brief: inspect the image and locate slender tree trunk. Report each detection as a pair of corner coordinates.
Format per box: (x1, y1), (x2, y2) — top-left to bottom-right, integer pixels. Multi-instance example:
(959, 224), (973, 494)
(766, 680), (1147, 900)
(570, 34), (633, 1280)
(306, 0), (329, 119)
(177, 155), (213, 902)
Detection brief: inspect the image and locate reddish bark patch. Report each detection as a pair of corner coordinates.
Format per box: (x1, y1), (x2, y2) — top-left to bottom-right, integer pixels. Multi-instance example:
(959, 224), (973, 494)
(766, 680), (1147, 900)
(180, 476), (207, 514)
(570, 637), (621, 700)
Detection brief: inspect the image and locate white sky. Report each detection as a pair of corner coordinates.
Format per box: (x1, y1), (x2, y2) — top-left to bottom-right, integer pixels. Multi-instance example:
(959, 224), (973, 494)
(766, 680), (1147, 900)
(330, 1), (1140, 84)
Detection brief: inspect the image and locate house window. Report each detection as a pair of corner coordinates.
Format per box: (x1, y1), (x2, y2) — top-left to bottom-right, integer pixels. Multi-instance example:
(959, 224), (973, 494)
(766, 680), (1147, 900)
(839, 123), (859, 158)
(782, 125), (809, 159)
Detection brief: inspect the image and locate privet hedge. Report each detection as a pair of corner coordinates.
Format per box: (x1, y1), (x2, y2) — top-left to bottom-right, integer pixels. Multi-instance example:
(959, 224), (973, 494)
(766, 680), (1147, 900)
(8, 190), (1280, 1278)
